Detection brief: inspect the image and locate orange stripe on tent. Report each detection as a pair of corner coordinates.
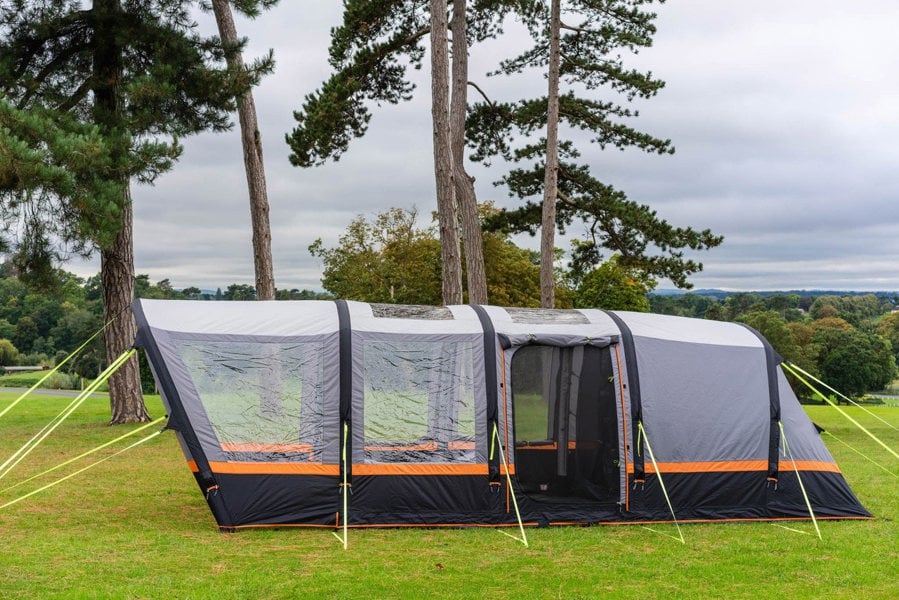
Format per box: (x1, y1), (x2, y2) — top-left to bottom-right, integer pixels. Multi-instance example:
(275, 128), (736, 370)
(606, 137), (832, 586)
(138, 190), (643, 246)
(447, 440), (476, 451)
(353, 463), (488, 476)
(207, 461), (339, 476)
(220, 442), (314, 454)
(778, 460), (842, 474)
(195, 456), (837, 477)
(364, 442), (439, 452)
(515, 441), (580, 450)
(625, 459), (841, 474)
(193, 458), (493, 476)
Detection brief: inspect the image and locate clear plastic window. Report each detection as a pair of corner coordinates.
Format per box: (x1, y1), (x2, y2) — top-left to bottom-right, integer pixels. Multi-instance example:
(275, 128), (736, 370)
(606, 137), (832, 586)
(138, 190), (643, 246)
(178, 340), (324, 462)
(362, 339), (476, 463)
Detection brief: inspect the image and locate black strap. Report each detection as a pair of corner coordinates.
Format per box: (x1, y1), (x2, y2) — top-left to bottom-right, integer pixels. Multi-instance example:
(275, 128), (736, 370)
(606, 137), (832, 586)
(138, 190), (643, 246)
(739, 324), (782, 480)
(470, 305), (500, 482)
(335, 300), (353, 484)
(600, 310), (644, 480)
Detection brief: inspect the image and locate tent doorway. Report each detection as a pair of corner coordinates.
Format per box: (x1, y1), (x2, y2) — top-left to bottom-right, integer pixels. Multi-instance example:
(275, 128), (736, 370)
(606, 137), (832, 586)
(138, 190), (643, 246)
(510, 344), (620, 506)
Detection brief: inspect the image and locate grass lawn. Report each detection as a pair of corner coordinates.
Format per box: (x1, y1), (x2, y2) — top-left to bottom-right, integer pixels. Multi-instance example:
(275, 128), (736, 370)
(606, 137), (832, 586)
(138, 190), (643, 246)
(0, 392), (895, 599)
(0, 369), (52, 388)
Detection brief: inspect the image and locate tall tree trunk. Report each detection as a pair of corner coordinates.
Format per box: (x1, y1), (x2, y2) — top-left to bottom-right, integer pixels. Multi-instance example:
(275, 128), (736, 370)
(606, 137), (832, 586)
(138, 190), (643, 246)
(102, 191), (149, 424)
(430, 0), (463, 305)
(450, 0), (487, 305)
(211, 0), (276, 300)
(540, 0), (562, 308)
(93, 0), (148, 423)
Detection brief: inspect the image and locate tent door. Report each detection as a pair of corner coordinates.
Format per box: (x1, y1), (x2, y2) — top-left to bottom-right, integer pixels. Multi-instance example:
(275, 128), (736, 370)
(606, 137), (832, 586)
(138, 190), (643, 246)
(510, 344), (620, 505)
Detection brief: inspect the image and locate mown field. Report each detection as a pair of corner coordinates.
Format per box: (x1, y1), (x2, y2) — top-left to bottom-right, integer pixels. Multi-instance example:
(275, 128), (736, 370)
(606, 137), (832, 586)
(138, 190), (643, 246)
(0, 392), (895, 599)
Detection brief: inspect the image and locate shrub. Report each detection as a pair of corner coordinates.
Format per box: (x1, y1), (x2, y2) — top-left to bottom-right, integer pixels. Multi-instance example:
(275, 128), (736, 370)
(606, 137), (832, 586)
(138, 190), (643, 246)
(0, 338), (19, 366)
(17, 352), (49, 367)
(43, 371), (77, 390)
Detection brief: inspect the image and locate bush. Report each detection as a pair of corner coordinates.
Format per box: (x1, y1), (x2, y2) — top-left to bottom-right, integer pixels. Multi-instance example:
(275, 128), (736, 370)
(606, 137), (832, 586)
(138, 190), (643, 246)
(17, 352), (49, 367)
(0, 338), (19, 366)
(43, 371), (78, 390)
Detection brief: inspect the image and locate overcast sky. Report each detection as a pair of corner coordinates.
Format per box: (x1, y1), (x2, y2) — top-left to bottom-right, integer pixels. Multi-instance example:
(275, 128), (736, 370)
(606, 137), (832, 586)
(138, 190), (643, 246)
(72, 1), (899, 293)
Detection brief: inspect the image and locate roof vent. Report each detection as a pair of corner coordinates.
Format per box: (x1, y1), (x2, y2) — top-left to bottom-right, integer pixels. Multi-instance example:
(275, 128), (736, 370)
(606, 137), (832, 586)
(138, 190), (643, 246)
(506, 308), (589, 325)
(370, 304), (454, 320)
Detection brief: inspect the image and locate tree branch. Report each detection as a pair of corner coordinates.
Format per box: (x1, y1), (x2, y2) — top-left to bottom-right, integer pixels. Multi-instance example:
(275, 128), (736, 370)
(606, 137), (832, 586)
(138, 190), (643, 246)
(467, 80), (494, 107)
(16, 41), (91, 110)
(56, 78), (93, 114)
(559, 21), (595, 34)
(8, 10), (91, 81)
(556, 188), (580, 208)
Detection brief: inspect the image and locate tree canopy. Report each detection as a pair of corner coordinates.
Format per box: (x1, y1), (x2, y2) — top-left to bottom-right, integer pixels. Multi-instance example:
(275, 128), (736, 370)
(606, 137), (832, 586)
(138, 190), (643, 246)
(0, 0), (276, 422)
(573, 254), (655, 312)
(468, 0), (722, 291)
(309, 205), (544, 306)
(287, 0), (505, 305)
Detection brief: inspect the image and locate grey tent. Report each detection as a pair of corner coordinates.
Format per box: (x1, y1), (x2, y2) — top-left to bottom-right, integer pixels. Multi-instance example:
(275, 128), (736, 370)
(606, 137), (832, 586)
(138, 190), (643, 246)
(134, 299), (870, 530)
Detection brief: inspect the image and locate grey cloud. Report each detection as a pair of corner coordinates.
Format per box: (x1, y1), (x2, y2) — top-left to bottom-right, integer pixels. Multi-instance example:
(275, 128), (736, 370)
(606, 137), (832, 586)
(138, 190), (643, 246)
(68, 1), (899, 294)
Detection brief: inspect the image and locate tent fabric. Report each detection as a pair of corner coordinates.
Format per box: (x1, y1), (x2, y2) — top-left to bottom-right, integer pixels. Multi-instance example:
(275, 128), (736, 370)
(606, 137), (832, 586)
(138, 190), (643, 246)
(133, 299), (871, 530)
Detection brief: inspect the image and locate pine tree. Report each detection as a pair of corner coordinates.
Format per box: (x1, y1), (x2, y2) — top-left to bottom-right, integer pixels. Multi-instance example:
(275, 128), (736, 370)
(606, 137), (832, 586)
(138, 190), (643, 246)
(430, 0), (463, 304)
(287, 0), (505, 305)
(467, 0), (723, 297)
(0, 0), (275, 422)
(210, 0), (276, 300)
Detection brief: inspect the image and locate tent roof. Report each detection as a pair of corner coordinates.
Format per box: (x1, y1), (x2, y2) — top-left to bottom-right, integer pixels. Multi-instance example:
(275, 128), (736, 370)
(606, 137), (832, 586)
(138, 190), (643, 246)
(135, 299), (763, 349)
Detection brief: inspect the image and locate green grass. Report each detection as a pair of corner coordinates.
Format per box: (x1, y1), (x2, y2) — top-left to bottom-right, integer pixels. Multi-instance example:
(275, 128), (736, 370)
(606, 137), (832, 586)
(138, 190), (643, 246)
(0, 370), (50, 388)
(0, 393), (895, 599)
(513, 392), (551, 442)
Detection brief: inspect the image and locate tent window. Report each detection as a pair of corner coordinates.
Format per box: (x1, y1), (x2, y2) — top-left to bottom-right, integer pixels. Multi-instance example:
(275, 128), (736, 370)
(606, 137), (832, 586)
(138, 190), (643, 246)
(177, 340), (325, 462)
(362, 339), (476, 463)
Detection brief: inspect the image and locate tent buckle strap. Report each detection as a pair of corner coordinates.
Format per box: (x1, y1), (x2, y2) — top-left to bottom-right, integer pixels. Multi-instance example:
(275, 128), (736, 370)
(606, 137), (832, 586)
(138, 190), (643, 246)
(205, 484), (219, 499)
(632, 478), (645, 491)
(767, 476), (778, 491)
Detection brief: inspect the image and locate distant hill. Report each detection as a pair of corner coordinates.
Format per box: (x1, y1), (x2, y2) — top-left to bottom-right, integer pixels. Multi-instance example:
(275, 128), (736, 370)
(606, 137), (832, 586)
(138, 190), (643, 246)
(652, 289), (899, 301)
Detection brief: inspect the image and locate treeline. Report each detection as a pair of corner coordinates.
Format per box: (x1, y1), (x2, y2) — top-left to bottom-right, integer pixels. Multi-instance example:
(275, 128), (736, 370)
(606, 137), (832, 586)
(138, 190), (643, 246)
(2, 263), (896, 400)
(0, 266), (330, 380)
(651, 293), (899, 398)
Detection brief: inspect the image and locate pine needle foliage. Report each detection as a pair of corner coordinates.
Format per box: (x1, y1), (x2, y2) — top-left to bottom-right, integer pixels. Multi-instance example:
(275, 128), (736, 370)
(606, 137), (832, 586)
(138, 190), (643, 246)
(468, 0), (723, 288)
(0, 0), (275, 271)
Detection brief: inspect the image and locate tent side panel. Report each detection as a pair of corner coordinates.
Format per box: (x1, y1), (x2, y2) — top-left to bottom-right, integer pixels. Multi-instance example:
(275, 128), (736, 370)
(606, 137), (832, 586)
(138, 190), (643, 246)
(776, 369), (841, 464)
(198, 474), (339, 528)
(624, 470), (871, 521)
(134, 304), (235, 527)
(350, 475), (506, 525)
(633, 337), (769, 463)
(773, 368), (870, 517)
(135, 298), (343, 528)
(625, 471), (770, 521)
(767, 471), (872, 518)
(349, 330), (491, 520)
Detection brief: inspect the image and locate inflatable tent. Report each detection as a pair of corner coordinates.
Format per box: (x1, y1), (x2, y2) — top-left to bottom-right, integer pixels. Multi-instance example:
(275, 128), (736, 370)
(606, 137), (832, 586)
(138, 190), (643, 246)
(133, 299), (870, 530)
